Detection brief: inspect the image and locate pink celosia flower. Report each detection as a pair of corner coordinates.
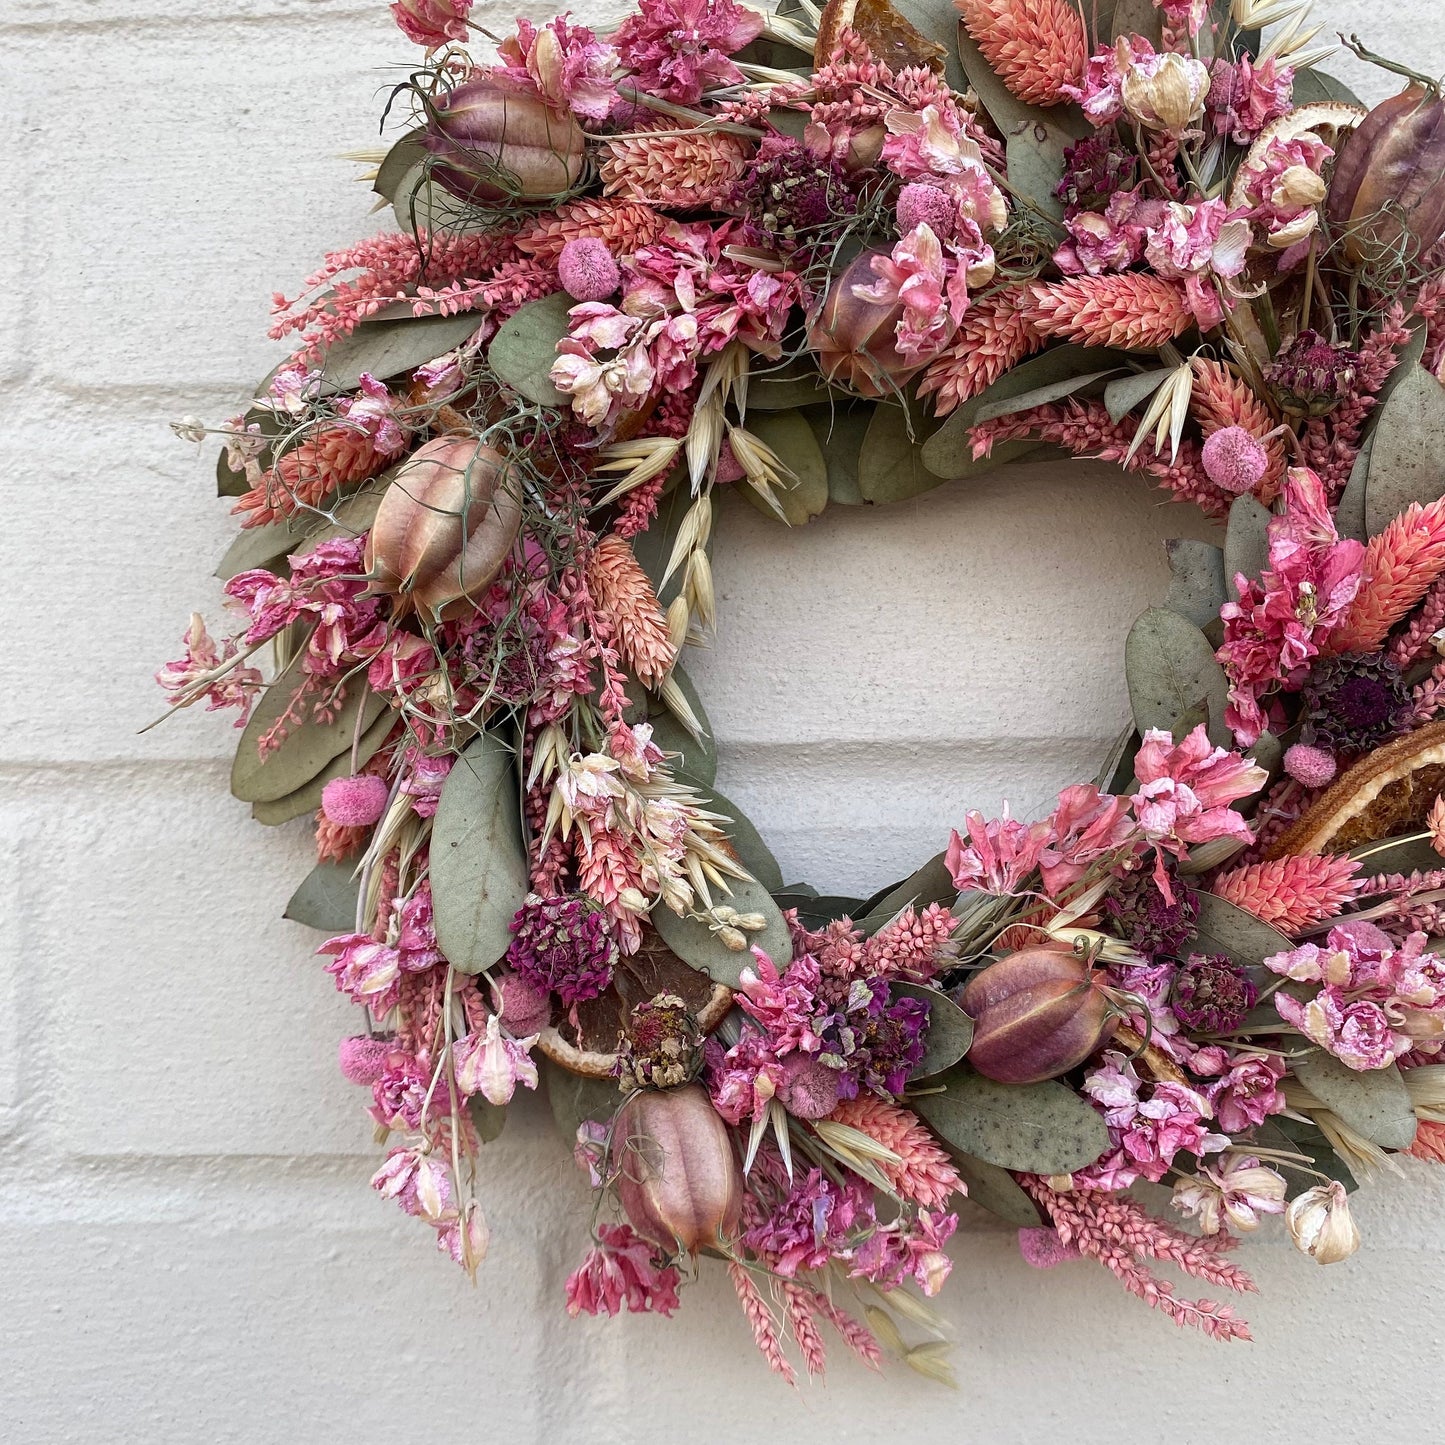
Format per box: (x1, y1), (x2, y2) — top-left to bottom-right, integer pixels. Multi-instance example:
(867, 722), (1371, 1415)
(611, 0), (761, 105)
(945, 807), (1051, 895)
(453, 1014), (540, 1104)
(1172, 1154), (1287, 1235)
(495, 15), (619, 121)
(390, 0), (470, 48)
(1191, 1046), (1287, 1133)
(155, 613), (263, 723)
(1217, 468), (1366, 742)
(565, 1223), (682, 1316)
(1131, 725), (1265, 884)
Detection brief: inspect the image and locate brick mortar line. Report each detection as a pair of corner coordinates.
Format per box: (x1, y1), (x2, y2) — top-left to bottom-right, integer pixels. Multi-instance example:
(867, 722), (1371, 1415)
(0, 7), (378, 39)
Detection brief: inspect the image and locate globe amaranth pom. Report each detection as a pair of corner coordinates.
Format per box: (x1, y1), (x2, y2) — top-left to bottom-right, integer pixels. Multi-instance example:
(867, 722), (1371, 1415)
(338, 1034), (393, 1086)
(1201, 426), (1269, 495)
(1299, 652), (1410, 753)
(505, 893), (617, 1006)
(1284, 742), (1338, 788)
(1103, 867), (1199, 959)
(557, 237), (621, 301)
(896, 182), (958, 240)
(321, 773), (390, 826)
(776, 1054), (842, 1120)
(1172, 953), (1259, 1033)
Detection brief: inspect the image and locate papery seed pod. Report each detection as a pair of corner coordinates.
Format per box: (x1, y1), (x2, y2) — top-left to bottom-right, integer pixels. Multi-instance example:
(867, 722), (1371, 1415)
(422, 79), (586, 204)
(615, 1084), (742, 1253)
(807, 251), (924, 399)
(1327, 83), (1445, 269)
(961, 946), (1118, 1084)
(365, 436), (522, 619)
(1285, 1181), (1360, 1265)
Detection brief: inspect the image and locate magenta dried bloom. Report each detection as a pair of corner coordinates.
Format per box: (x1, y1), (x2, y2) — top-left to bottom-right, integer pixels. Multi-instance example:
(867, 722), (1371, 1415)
(506, 893), (617, 1006)
(1201, 426), (1269, 495)
(1103, 868), (1198, 959)
(1172, 952), (1259, 1033)
(338, 1034), (393, 1085)
(732, 136), (854, 262)
(558, 237), (621, 301)
(1265, 330), (1361, 417)
(1055, 134), (1139, 215)
(896, 182), (957, 241)
(321, 773), (389, 827)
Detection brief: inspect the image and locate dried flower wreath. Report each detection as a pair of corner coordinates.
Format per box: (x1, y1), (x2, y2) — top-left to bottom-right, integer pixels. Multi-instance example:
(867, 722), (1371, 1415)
(158, 0), (1445, 1385)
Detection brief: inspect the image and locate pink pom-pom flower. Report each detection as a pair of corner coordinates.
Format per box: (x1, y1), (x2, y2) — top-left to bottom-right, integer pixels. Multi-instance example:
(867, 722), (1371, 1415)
(1284, 743), (1337, 788)
(895, 182), (956, 241)
(1201, 425), (1269, 495)
(321, 774), (389, 827)
(338, 1035), (393, 1086)
(558, 238), (621, 301)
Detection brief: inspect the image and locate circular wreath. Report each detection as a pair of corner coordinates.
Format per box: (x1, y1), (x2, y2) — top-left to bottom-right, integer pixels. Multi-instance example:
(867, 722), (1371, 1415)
(159, 0), (1445, 1383)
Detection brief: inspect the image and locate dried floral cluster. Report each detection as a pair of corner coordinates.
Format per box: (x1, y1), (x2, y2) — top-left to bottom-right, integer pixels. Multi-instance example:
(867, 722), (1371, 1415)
(157, 0), (1445, 1387)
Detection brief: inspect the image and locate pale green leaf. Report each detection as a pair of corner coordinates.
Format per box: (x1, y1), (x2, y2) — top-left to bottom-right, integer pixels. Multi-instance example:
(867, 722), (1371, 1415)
(487, 292), (573, 407)
(1124, 606), (1230, 746)
(1294, 1051), (1418, 1150)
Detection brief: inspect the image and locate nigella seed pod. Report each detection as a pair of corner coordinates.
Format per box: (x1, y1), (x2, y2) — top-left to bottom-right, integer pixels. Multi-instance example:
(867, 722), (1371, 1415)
(961, 946), (1118, 1085)
(806, 251), (924, 399)
(1326, 83), (1445, 269)
(365, 437), (522, 619)
(421, 80), (586, 205)
(615, 1084), (742, 1254)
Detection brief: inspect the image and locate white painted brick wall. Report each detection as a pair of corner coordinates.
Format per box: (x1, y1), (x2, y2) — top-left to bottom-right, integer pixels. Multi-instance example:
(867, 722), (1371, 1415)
(5, 4), (1445, 1439)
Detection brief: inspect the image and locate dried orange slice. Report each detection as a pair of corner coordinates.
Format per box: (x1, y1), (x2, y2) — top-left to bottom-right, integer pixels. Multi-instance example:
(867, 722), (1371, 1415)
(813, 0), (946, 75)
(536, 931), (733, 1078)
(1267, 718), (1445, 857)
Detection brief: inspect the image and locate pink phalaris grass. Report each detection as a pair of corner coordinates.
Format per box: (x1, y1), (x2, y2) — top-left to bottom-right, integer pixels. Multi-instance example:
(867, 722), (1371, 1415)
(270, 229), (518, 361)
(800, 1287), (883, 1370)
(1388, 575), (1445, 668)
(1326, 496), (1445, 655)
(826, 1096), (963, 1208)
(955, 0), (1086, 106)
(1024, 275), (1193, 351)
(917, 287), (1043, 416)
(971, 398), (1233, 518)
(515, 197), (670, 260)
(1408, 1118), (1445, 1163)
(600, 121), (751, 209)
(1209, 853), (1362, 936)
(1190, 357), (1285, 503)
(585, 534), (677, 687)
(1297, 307), (1415, 498)
(1412, 657), (1445, 723)
(231, 425), (388, 528)
(1021, 1177), (1255, 1341)
(729, 1262), (798, 1386)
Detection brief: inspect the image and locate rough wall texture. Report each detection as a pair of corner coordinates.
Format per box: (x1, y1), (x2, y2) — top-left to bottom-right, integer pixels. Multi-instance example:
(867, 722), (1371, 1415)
(3, 4), (1443, 1440)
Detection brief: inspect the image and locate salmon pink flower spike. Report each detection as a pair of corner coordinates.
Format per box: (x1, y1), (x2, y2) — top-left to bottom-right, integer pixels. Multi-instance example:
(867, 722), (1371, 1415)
(391, 0), (471, 48)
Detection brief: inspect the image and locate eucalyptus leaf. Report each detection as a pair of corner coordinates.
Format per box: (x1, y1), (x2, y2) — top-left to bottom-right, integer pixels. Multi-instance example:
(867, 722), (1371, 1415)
(392, 162), (491, 238)
(1108, 0), (1164, 43)
(1223, 493), (1273, 602)
(284, 860), (361, 933)
(911, 1068), (1110, 1175)
(214, 513), (320, 582)
(1364, 361), (1445, 536)
(859, 400), (944, 504)
(947, 1150), (1042, 1225)
(320, 311), (483, 393)
(1092, 722), (1140, 794)
(972, 368), (1122, 425)
(855, 851), (957, 935)
(487, 292), (573, 407)
(804, 403), (877, 506)
(1163, 539), (1227, 633)
(956, 22), (1086, 160)
(544, 1058), (621, 1145)
(1255, 1116), (1358, 1193)
(1294, 1051), (1418, 1150)
(1124, 606), (1230, 746)
(897, 983), (974, 1080)
(674, 773), (786, 894)
(748, 364), (849, 410)
(1183, 890), (1293, 968)
(1105, 367), (1174, 424)
(1350, 834), (1443, 878)
(1004, 112), (1090, 221)
(430, 731), (530, 975)
(231, 655), (389, 804)
(1335, 434), (1371, 544)
(744, 412), (829, 524)
(922, 345), (1122, 480)
(1290, 69), (1365, 108)
(469, 1096), (509, 1144)
(373, 130), (428, 202)
(295, 482), (393, 553)
(250, 707), (396, 825)
(773, 892), (868, 929)
(650, 877), (792, 988)
(625, 664), (716, 785)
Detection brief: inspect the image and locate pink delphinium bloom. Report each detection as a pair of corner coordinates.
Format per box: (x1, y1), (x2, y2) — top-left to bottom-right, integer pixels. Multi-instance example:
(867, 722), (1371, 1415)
(369, 1048), (434, 1132)
(1131, 724), (1265, 885)
(495, 15), (619, 121)
(1217, 468), (1366, 742)
(946, 807), (1052, 895)
(853, 224), (974, 363)
(318, 933), (403, 1009)
(1156, 0), (1208, 33)
(612, 0), (761, 105)
(453, 1014), (540, 1105)
(734, 947), (825, 1055)
(1191, 1046), (1287, 1132)
(1036, 783), (1137, 894)
(1054, 188), (1167, 274)
(391, 0), (471, 48)
(849, 1208), (958, 1296)
(1143, 199), (1252, 329)
(705, 1031), (786, 1125)
(574, 1120), (610, 1188)
(372, 1146), (452, 1221)
(156, 613), (263, 723)
(1208, 56), (1295, 144)
(1234, 132), (1332, 258)
(337, 373), (410, 458)
(1172, 1155), (1287, 1235)
(1062, 35), (1153, 125)
(743, 1167), (874, 1277)
(565, 1223), (682, 1317)
(399, 747), (453, 817)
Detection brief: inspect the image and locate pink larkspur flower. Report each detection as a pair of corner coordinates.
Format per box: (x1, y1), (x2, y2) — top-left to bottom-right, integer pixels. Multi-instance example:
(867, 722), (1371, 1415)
(1062, 36), (1152, 126)
(155, 613), (263, 724)
(1192, 1046), (1287, 1133)
(565, 1223), (682, 1316)
(853, 224), (974, 363)
(1208, 56), (1295, 144)
(390, 0), (470, 47)
(372, 1146), (451, 1221)
(495, 15), (619, 121)
(453, 1014), (540, 1105)
(337, 374), (409, 458)
(398, 746), (453, 817)
(1143, 199), (1252, 328)
(1054, 188), (1167, 275)
(704, 1031), (785, 1125)
(945, 807), (1051, 895)
(1173, 1154), (1287, 1235)
(1037, 783), (1137, 895)
(611, 0), (761, 105)
(849, 1208), (958, 1296)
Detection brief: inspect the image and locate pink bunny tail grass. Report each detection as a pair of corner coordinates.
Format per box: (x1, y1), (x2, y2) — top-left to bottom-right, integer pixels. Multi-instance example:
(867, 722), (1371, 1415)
(1022, 1178), (1255, 1342)
(729, 1263), (798, 1386)
(1210, 853), (1363, 936)
(826, 1095), (964, 1208)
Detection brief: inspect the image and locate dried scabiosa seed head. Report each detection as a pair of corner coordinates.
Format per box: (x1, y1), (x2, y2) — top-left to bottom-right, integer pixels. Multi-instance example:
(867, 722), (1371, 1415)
(615, 992), (701, 1090)
(1265, 330), (1362, 417)
(1103, 868), (1199, 960)
(731, 136), (854, 263)
(1172, 952), (1259, 1033)
(1056, 134), (1139, 215)
(1299, 652), (1411, 753)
